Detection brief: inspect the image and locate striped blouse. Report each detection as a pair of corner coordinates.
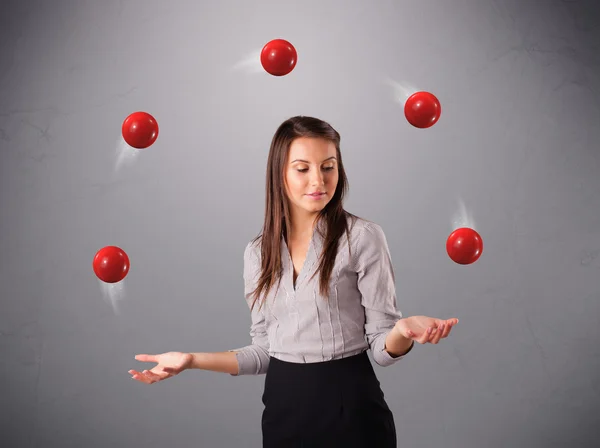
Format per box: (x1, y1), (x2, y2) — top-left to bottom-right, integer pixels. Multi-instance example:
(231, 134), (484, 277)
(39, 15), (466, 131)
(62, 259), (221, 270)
(231, 216), (411, 375)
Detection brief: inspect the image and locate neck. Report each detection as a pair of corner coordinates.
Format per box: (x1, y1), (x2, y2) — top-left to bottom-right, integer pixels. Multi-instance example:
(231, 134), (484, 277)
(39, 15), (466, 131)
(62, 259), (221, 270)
(288, 209), (319, 240)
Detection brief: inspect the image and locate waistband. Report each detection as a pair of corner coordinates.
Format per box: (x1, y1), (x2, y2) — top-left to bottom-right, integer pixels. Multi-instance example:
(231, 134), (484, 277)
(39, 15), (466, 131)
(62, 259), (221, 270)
(268, 350), (371, 373)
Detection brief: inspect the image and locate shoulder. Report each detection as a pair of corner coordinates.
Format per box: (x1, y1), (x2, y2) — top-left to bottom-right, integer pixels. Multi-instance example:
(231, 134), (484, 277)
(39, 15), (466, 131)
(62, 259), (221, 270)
(244, 236), (262, 263)
(243, 237), (263, 281)
(347, 215), (387, 247)
(346, 216), (390, 270)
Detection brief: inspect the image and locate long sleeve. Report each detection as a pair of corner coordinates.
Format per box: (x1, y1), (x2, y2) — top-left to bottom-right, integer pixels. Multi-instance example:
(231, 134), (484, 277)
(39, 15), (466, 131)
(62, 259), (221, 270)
(354, 222), (408, 367)
(229, 241), (271, 376)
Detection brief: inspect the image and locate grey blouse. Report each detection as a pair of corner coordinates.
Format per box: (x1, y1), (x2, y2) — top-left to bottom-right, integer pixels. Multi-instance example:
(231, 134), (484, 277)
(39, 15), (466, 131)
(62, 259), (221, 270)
(230, 216), (410, 376)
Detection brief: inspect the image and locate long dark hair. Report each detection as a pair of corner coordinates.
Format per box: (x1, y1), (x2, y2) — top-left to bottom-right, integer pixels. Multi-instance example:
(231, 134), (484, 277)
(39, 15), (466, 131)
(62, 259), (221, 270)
(249, 116), (359, 311)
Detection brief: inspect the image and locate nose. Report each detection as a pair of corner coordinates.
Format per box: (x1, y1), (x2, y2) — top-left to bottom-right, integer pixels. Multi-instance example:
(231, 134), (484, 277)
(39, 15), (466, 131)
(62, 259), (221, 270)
(310, 169), (325, 186)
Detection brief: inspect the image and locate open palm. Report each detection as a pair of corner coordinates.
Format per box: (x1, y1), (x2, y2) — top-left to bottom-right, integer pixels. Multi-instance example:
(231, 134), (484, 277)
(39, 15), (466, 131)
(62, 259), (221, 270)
(129, 351), (193, 384)
(396, 315), (459, 344)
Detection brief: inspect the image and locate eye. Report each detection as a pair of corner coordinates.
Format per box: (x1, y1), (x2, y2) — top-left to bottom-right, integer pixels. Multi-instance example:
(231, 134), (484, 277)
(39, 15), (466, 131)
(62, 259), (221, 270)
(295, 166), (334, 173)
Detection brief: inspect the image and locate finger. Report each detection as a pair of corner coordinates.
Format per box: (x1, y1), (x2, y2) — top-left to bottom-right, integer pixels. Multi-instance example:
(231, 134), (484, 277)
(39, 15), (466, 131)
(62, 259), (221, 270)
(153, 368), (172, 379)
(431, 325), (444, 344)
(427, 327), (439, 344)
(135, 354), (157, 363)
(418, 327), (432, 344)
(427, 327), (439, 343)
(444, 323), (452, 338)
(144, 370), (165, 382)
(437, 322), (450, 339)
(130, 370), (153, 384)
(435, 319), (447, 328)
(130, 369), (161, 384)
(442, 321), (455, 338)
(448, 321), (457, 334)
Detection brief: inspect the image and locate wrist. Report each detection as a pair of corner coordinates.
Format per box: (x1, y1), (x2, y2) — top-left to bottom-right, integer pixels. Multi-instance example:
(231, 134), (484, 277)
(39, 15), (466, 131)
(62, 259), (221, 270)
(385, 321), (414, 357)
(188, 352), (204, 370)
(393, 318), (409, 339)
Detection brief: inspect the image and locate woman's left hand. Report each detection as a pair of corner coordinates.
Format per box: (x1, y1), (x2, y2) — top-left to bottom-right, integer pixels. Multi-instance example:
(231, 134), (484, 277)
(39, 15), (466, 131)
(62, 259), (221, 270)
(395, 315), (459, 345)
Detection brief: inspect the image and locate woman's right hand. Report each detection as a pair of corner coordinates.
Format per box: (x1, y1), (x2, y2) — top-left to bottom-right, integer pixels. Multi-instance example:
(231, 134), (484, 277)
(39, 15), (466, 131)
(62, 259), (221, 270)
(129, 352), (193, 384)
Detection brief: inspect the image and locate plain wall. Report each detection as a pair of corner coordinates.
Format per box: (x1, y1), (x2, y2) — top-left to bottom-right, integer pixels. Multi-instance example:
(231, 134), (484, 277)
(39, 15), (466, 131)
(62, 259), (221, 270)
(1, 0), (599, 447)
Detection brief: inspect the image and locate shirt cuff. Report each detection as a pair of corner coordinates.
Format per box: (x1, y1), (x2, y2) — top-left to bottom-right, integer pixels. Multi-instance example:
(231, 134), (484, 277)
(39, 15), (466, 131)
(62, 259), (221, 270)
(374, 337), (414, 366)
(228, 346), (270, 376)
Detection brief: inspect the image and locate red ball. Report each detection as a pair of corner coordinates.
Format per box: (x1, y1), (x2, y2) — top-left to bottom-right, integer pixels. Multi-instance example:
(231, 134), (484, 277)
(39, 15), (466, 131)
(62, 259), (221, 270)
(93, 246), (130, 283)
(260, 39), (297, 76)
(122, 111), (159, 149)
(446, 228), (483, 265)
(404, 91), (441, 128)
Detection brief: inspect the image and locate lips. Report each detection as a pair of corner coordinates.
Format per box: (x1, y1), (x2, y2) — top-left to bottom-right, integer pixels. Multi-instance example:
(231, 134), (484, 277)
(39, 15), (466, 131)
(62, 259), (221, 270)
(307, 192), (325, 197)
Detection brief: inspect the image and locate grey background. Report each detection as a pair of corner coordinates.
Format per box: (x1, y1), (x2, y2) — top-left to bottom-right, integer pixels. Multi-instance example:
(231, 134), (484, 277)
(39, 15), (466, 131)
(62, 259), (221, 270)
(1, 0), (599, 447)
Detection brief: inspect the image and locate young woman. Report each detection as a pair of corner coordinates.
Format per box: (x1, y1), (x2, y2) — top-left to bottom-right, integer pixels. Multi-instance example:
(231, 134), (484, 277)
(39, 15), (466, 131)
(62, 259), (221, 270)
(129, 116), (459, 447)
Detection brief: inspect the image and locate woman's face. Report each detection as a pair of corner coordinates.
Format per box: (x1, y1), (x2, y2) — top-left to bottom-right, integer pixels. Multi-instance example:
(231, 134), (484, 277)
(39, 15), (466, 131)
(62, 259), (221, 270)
(284, 137), (339, 219)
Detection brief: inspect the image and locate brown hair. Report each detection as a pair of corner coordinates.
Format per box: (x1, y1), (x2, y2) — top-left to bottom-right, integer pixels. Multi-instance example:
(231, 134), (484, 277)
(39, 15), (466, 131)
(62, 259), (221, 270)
(249, 116), (359, 311)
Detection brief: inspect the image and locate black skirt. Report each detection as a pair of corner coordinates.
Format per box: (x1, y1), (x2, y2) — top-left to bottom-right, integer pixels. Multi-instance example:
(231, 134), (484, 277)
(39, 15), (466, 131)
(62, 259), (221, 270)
(261, 350), (397, 447)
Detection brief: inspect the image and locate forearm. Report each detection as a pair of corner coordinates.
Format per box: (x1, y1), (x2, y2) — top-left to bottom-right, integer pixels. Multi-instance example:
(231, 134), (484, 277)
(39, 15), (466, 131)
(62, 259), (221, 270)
(188, 351), (240, 375)
(384, 325), (414, 357)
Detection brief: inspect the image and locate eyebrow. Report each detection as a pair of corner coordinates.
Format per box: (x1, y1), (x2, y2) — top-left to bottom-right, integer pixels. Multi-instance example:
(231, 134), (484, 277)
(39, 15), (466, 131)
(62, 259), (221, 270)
(290, 157), (337, 163)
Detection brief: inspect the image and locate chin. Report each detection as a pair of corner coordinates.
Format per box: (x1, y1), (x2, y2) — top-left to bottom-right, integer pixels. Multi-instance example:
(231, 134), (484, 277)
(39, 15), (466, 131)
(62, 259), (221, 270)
(296, 198), (331, 214)
(307, 204), (327, 213)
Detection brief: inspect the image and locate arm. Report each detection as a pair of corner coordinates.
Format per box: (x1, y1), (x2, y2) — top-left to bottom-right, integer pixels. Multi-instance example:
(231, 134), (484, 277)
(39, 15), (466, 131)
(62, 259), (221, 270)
(187, 351), (240, 375)
(384, 324), (414, 357)
(183, 243), (270, 376)
(354, 222), (414, 366)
